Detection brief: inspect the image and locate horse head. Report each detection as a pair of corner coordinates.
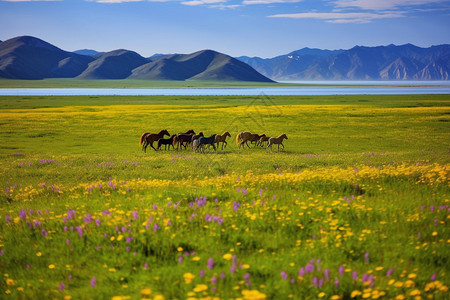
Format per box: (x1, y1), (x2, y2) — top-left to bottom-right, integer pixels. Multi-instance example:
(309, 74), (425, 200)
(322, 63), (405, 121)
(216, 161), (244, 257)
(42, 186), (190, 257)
(186, 129), (195, 134)
(225, 131), (231, 137)
(161, 129), (170, 137)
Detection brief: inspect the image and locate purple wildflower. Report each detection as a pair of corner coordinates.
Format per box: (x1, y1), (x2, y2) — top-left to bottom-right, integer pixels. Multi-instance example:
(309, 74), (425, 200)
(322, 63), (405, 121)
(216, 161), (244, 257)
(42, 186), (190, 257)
(132, 210), (139, 220)
(90, 277), (96, 287)
(338, 265), (344, 277)
(364, 252), (369, 263)
(305, 263), (314, 273)
(431, 273), (437, 281)
(75, 226), (83, 237)
(19, 209), (26, 220)
(298, 267), (305, 277)
(324, 269), (330, 281)
(352, 270), (358, 281)
(200, 270), (205, 277)
(334, 277), (339, 288)
(281, 271), (288, 280)
(386, 269), (394, 276)
(95, 219), (101, 226)
(211, 276), (217, 284)
(207, 257), (214, 269)
(59, 282), (65, 292)
(83, 213), (92, 224)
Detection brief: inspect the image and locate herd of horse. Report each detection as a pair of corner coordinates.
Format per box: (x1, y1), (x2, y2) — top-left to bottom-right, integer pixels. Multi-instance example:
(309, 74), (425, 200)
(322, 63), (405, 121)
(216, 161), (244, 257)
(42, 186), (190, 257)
(139, 130), (288, 153)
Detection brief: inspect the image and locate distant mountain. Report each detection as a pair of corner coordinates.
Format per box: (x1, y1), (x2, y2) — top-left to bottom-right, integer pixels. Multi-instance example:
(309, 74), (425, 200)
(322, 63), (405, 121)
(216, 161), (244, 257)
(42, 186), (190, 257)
(77, 49), (150, 79)
(0, 36), (272, 82)
(0, 36), (94, 79)
(74, 49), (102, 57)
(238, 44), (449, 80)
(130, 50), (273, 82)
(1, 36), (447, 81)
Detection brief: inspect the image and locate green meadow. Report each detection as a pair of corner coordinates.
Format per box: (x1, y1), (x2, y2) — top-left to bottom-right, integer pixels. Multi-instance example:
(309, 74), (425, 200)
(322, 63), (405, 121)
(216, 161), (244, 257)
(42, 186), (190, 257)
(0, 94), (449, 299)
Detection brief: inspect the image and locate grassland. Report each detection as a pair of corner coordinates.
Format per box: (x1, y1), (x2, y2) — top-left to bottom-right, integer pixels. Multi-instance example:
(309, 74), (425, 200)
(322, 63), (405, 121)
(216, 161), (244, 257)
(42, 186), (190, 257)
(0, 94), (449, 299)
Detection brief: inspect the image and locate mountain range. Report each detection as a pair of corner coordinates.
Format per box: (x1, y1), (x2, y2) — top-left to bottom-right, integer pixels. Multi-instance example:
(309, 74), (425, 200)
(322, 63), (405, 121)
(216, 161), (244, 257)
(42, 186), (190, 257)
(0, 36), (272, 82)
(238, 44), (450, 80)
(0, 35), (448, 81)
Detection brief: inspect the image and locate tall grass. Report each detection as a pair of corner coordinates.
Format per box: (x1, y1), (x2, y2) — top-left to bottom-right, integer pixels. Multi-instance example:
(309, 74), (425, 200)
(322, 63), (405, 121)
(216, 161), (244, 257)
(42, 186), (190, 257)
(0, 95), (449, 299)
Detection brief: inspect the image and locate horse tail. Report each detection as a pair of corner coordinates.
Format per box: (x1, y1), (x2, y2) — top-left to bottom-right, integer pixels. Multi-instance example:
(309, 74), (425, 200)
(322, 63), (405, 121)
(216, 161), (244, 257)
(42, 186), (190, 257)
(140, 133), (148, 146)
(173, 135), (178, 147)
(236, 132), (241, 145)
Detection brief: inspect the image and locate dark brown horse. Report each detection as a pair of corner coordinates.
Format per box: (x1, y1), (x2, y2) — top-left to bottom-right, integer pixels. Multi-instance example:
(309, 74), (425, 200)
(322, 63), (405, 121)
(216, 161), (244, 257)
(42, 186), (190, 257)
(258, 135), (270, 147)
(250, 133), (266, 147)
(173, 129), (196, 150)
(140, 129), (170, 152)
(157, 135), (176, 151)
(191, 132), (204, 142)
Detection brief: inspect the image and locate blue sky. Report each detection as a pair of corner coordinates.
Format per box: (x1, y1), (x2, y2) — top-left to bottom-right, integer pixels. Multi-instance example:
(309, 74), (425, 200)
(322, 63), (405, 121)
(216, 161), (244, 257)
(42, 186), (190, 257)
(1, 0), (449, 58)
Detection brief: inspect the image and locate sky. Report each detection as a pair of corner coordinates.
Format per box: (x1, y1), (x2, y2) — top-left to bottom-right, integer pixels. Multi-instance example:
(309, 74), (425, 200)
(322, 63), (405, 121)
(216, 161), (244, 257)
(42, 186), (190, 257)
(1, 0), (449, 58)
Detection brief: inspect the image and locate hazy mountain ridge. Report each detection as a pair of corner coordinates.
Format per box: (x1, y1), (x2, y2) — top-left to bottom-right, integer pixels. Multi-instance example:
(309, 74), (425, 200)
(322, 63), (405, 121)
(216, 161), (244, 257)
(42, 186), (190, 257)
(238, 44), (450, 80)
(1, 36), (447, 81)
(0, 36), (272, 82)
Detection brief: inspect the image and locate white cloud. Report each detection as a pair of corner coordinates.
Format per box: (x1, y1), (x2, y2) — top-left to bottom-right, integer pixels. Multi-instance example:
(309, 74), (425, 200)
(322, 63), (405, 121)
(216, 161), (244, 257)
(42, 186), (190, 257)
(268, 11), (405, 23)
(93, 0), (143, 3)
(243, 0), (302, 4)
(181, 0), (226, 5)
(332, 0), (449, 11)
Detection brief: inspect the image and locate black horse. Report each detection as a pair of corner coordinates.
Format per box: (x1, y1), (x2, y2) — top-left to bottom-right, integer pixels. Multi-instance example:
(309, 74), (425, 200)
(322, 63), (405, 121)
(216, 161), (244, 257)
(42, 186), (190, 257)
(198, 134), (217, 153)
(157, 135), (176, 151)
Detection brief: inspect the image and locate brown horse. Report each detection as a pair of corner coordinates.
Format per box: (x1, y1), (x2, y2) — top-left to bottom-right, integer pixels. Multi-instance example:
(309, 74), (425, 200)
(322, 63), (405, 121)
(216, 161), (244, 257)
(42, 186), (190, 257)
(258, 135), (270, 147)
(266, 134), (288, 152)
(140, 129), (170, 152)
(250, 133), (266, 147)
(191, 132), (204, 142)
(236, 131), (252, 149)
(173, 130), (196, 150)
(215, 131), (231, 150)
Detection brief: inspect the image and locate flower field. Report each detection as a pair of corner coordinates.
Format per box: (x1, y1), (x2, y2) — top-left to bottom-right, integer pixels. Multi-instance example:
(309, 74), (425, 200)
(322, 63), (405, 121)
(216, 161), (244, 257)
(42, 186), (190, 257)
(0, 95), (449, 299)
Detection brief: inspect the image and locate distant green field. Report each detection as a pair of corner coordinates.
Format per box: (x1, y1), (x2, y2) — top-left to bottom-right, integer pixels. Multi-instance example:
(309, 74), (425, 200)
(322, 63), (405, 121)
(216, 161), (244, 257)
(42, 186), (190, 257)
(0, 94), (449, 299)
(0, 79), (292, 88)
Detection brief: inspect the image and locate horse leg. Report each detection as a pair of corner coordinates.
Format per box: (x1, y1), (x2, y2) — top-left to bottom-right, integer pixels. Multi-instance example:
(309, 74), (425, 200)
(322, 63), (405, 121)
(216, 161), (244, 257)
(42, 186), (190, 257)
(212, 143), (216, 152)
(224, 141), (227, 149)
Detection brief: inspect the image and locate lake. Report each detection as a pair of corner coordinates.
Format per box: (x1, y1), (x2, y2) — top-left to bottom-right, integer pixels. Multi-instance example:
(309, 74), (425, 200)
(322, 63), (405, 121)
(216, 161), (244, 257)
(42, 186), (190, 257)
(0, 81), (449, 96)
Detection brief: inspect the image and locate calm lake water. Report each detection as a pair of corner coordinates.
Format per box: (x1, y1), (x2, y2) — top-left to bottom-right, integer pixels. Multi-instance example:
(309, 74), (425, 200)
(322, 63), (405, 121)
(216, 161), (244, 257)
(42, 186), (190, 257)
(1, 81), (449, 96)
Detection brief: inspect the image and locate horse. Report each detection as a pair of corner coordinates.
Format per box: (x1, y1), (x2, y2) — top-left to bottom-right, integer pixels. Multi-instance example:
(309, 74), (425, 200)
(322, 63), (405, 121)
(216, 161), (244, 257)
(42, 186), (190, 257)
(192, 139), (201, 153)
(250, 133), (266, 147)
(140, 129), (170, 152)
(173, 133), (195, 150)
(236, 131), (253, 149)
(183, 129), (195, 135)
(157, 135), (176, 151)
(266, 134), (288, 152)
(236, 132), (264, 149)
(258, 135), (270, 147)
(198, 134), (217, 153)
(215, 131), (231, 150)
(191, 132), (204, 142)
